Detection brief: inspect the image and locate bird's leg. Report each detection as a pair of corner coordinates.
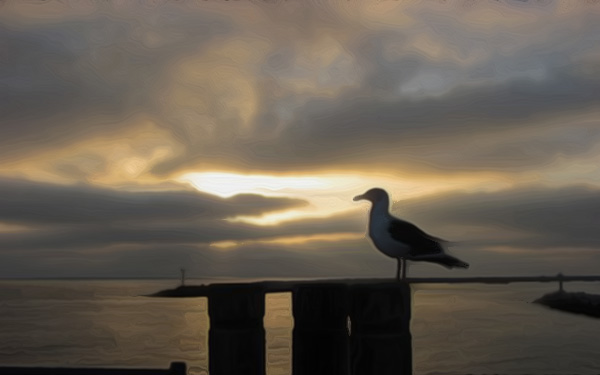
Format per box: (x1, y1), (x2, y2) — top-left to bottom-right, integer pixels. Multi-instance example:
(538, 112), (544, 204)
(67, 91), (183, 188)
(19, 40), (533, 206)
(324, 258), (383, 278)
(396, 258), (403, 281)
(401, 258), (408, 281)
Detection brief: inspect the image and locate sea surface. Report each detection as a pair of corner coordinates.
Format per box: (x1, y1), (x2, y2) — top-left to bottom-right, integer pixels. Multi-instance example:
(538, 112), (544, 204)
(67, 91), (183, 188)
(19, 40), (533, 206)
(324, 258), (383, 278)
(1, 279), (600, 375)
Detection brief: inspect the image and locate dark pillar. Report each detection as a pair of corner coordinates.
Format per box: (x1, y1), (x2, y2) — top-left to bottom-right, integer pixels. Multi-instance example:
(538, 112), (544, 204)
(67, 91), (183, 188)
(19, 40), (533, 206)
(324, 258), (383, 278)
(208, 284), (266, 375)
(292, 283), (350, 375)
(349, 282), (412, 375)
(168, 362), (187, 375)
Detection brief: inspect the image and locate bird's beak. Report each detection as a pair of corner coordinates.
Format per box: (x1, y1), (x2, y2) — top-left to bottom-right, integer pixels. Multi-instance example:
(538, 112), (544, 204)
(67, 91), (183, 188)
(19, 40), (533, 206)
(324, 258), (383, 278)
(353, 194), (365, 202)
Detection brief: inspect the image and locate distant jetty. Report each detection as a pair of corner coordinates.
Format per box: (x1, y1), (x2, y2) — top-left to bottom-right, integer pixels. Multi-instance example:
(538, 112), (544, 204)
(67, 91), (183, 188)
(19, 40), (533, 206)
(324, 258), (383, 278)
(147, 285), (209, 297)
(535, 290), (600, 318)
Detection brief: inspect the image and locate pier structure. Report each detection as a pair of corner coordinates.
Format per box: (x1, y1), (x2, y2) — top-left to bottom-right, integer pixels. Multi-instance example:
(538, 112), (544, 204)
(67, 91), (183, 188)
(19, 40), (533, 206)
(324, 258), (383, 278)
(204, 280), (412, 375)
(151, 274), (600, 375)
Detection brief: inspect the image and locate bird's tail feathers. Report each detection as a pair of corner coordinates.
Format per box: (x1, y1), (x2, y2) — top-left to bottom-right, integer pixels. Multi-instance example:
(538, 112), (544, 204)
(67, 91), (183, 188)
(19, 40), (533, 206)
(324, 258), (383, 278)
(435, 238), (460, 247)
(415, 254), (469, 269)
(439, 255), (469, 269)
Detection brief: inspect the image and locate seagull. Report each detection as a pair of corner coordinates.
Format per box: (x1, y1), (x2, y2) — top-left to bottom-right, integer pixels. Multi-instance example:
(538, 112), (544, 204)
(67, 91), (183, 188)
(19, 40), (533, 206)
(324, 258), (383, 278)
(354, 187), (469, 281)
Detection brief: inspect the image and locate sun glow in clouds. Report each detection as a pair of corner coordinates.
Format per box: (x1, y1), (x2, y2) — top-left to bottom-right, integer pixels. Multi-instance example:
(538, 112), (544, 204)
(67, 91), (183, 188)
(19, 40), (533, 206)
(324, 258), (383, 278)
(179, 171), (368, 225)
(210, 232), (364, 249)
(179, 171), (516, 225)
(179, 172), (332, 198)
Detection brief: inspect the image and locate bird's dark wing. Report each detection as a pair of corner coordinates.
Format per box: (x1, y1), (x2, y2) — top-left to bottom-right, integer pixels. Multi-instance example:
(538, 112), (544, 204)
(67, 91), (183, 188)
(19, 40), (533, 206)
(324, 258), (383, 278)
(387, 219), (444, 256)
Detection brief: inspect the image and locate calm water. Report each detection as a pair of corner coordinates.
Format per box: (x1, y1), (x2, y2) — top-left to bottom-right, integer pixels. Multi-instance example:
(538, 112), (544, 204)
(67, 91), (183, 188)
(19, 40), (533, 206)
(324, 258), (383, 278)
(1, 279), (599, 375)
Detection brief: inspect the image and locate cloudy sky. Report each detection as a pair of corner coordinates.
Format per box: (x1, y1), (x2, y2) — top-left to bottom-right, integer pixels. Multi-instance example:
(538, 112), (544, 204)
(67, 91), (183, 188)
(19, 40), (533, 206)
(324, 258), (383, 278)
(1, 0), (600, 279)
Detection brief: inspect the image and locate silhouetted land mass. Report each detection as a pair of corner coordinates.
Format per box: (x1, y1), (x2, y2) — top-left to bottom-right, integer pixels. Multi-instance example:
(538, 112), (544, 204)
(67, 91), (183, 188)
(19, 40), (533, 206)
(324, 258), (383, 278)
(535, 291), (600, 318)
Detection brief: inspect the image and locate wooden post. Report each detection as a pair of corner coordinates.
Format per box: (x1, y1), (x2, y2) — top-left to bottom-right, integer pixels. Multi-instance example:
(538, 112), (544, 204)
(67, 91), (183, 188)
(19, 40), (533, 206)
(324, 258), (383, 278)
(292, 283), (350, 375)
(168, 362), (187, 375)
(349, 282), (412, 375)
(208, 284), (266, 375)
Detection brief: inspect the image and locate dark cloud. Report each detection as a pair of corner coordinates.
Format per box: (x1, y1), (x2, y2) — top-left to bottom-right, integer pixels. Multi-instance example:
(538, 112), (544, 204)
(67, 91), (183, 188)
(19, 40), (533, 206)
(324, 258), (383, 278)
(3, 182), (599, 278)
(0, 23), (128, 155)
(271, 69), (600, 168)
(0, 204), (360, 252)
(4, 179), (598, 268)
(0, 10), (231, 159)
(394, 185), (600, 249)
(0, 178), (370, 253)
(451, 125), (600, 170)
(0, 178), (306, 226)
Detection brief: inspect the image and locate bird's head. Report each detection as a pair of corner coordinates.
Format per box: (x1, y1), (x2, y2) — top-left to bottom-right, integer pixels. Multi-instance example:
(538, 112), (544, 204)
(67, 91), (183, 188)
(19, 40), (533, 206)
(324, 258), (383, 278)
(353, 188), (389, 203)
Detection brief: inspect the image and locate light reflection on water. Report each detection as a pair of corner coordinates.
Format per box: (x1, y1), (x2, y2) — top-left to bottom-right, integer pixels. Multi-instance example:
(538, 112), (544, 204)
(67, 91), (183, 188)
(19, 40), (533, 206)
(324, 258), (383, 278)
(1, 280), (600, 375)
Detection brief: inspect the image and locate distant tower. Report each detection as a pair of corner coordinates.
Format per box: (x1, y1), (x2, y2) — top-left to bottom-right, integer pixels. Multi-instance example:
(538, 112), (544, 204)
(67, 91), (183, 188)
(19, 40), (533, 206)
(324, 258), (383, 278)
(558, 272), (564, 292)
(180, 268), (186, 286)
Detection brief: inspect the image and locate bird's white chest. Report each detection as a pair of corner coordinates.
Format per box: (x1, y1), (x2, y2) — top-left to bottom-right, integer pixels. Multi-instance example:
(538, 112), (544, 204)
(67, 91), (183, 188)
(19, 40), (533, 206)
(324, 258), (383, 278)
(368, 213), (410, 258)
